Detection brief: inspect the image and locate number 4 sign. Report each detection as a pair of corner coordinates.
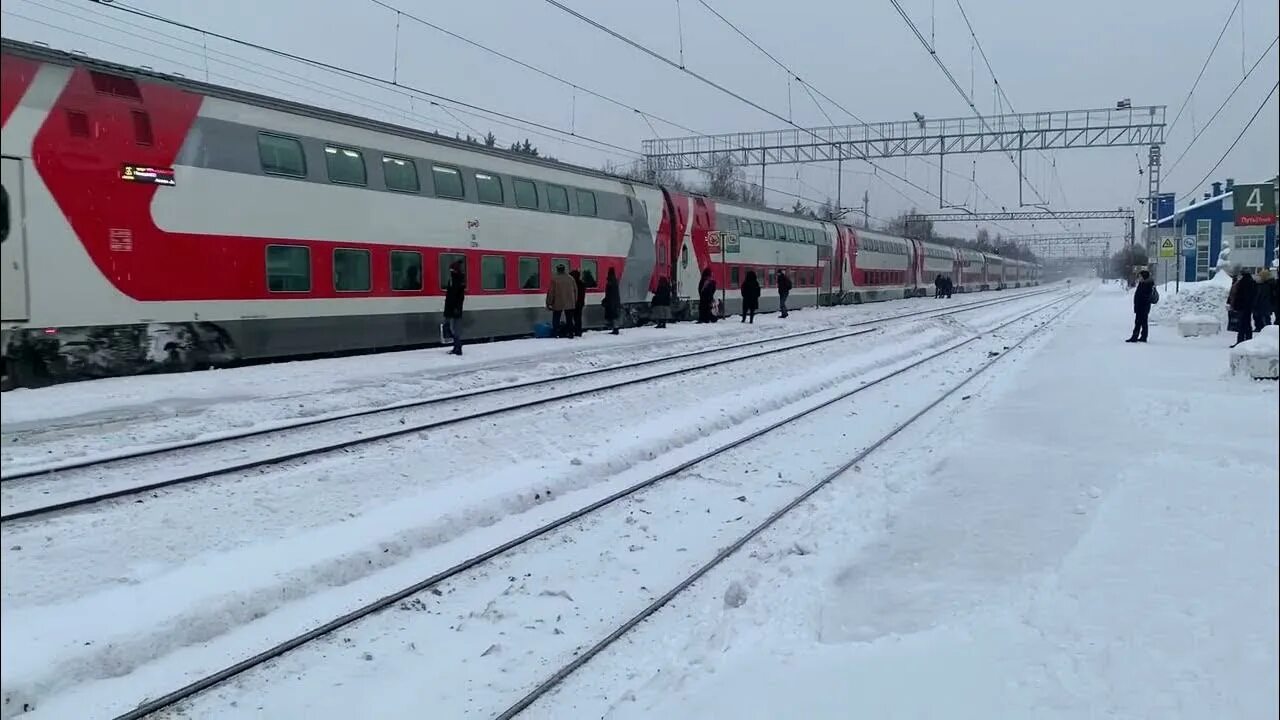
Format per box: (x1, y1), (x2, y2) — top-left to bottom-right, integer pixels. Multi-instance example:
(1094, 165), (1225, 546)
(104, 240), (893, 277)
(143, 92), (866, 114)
(1233, 183), (1277, 226)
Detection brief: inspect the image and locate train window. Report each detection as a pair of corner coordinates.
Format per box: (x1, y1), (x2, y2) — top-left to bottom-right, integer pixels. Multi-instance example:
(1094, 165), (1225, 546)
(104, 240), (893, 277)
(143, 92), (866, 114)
(475, 172), (504, 205)
(513, 179), (539, 209)
(787, 226), (797, 242)
(432, 165), (464, 199)
(739, 218), (752, 237)
(519, 257), (541, 289)
(391, 250), (423, 291)
(767, 268), (776, 286)
(481, 255), (507, 291)
(625, 196), (634, 216)
(730, 266), (740, 288)
(547, 185), (570, 213)
(552, 257), (571, 274)
(438, 252), (466, 290)
(751, 219), (764, 237)
(333, 249), (372, 291)
(807, 229), (817, 244)
(580, 259), (599, 287)
(258, 134), (307, 178)
(383, 155), (420, 193)
(266, 245), (310, 292)
(576, 190), (597, 217)
(131, 111), (153, 146)
(325, 145), (367, 186)
(66, 110), (91, 138)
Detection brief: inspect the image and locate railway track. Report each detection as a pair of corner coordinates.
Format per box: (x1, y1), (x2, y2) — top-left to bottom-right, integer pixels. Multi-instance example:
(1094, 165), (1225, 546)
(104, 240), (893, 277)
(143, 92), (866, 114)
(0, 288), (1060, 523)
(108, 289), (1084, 720)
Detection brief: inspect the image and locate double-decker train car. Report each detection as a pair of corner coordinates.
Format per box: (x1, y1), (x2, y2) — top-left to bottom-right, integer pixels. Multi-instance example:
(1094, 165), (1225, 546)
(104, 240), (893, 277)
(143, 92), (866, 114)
(917, 240), (959, 294)
(957, 248), (986, 292)
(0, 40), (1036, 386)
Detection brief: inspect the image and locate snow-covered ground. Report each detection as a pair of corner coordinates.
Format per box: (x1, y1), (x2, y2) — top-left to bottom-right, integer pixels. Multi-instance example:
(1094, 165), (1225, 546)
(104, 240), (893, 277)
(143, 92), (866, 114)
(521, 283), (1279, 720)
(5, 283), (1275, 720)
(0, 290), (1064, 719)
(0, 288), (1050, 470)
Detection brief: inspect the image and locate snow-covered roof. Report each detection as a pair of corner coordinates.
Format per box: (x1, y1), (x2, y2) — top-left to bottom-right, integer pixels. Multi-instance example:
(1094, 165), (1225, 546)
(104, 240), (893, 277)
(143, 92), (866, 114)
(1148, 176), (1279, 227)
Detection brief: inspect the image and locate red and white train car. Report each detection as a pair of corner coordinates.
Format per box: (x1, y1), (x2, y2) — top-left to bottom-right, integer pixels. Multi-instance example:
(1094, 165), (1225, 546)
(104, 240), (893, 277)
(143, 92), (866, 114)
(0, 40), (1036, 385)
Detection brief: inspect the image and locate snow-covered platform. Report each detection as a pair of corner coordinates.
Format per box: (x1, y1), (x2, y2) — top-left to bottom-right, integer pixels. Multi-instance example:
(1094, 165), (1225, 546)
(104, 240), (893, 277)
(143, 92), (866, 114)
(535, 286), (1279, 719)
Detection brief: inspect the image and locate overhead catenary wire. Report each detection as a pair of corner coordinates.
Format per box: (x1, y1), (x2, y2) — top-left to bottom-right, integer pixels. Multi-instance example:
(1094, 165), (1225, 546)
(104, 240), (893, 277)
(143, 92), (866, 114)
(537, 0), (948, 209)
(84, 0), (647, 161)
(1167, 0), (1242, 137)
(952, 0), (1071, 213)
(885, 0), (1053, 214)
(1183, 80), (1277, 202)
(1165, 34), (1278, 176)
(693, 0), (1009, 216)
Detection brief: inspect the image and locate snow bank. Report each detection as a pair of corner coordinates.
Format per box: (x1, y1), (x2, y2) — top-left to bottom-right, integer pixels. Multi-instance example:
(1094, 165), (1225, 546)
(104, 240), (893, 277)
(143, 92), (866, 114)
(1230, 325), (1280, 379)
(1177, 313), (1221, 337)
(1150, 272), (1231, 325)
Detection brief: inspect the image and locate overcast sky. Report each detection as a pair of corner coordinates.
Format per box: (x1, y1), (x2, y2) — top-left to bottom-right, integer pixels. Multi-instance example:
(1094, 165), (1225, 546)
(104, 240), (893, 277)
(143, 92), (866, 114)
(4, 0), (1277, 241)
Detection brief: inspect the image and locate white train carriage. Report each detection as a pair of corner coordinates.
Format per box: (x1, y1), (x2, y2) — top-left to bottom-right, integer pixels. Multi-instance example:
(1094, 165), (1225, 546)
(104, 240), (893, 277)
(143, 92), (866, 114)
(983, 253), (1006, 290)
(710, 200), (825, 315)
(958, 248), (985, 292)
(919, 240), (960, 296)
(850, 229), (914, 301)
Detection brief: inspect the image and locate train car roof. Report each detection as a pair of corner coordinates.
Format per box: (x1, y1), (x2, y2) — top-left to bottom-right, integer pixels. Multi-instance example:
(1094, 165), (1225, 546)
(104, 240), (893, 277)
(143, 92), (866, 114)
(1, 37), (651, 189)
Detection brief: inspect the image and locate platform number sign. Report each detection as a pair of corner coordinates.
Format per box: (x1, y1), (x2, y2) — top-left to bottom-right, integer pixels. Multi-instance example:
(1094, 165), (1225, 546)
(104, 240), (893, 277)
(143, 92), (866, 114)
(1233, 183), (1277, 226)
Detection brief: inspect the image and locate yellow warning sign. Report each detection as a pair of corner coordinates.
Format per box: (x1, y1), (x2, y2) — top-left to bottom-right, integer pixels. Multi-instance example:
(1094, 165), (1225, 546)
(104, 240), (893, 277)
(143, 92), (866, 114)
(1159, 237), (1176, 258)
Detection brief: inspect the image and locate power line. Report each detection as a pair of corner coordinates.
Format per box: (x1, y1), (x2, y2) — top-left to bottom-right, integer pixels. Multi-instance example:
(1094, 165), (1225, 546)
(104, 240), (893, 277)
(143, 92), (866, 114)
(16, 0), (473, 136)
(1185, 80), (1277, 198)
(88, 0), (647, 160)
(1167, 0), (1242, 137)
(1166, 34), (1278, 176)
(361, 0), (709, 140)
(538, 0), (971, 216)
(885, 0), (1052, 212)
(693, 0), (1007, 215)
(952, 0), (1071, 212)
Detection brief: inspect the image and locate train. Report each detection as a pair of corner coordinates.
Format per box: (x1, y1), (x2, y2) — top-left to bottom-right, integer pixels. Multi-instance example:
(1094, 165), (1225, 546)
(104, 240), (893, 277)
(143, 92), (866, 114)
(0, 39), (1038, 387)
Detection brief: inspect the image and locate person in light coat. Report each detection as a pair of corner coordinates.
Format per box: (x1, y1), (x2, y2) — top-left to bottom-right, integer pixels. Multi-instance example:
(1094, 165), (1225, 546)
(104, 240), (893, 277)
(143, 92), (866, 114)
(546, 264), (577, 338)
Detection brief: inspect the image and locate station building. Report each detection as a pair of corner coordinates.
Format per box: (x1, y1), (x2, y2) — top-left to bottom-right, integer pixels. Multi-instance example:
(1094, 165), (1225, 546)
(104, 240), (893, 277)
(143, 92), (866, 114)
(1147, 175), (1277, 283)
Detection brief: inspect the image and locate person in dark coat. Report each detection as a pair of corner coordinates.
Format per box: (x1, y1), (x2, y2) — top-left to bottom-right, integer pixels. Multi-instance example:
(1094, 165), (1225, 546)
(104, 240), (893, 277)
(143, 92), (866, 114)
(1230, 270), (1257, 346)
(570, 269), (586, 337)
(1126, 269), (1154, 343)
(442, 260), (466, 355)
(934, 274), (945, 299)
(1252, 268), (1275, 331)
(650, 276), (672, 328)
(697, 268), (717, 323)
(776, 270), (792, 317)
(603, 267), (622, 335)
(943, 276), (954, 298)
(740, 270), (761, 323)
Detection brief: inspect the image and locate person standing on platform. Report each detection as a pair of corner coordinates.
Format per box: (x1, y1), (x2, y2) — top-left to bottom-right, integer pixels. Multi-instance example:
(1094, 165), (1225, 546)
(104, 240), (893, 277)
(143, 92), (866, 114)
(546, 264), (576, 338)
(697, 268), (717, 323)
(1126, 270), (1155, 343)
(650, 276), (672, 328)
(777, 270), (792, 317)
(603, 267), (622, 335)
(570, 269), (586, 337)
(1230, 269), (1256, 346)
(740, 270), (761, 323)
(442, 260), (466, 355)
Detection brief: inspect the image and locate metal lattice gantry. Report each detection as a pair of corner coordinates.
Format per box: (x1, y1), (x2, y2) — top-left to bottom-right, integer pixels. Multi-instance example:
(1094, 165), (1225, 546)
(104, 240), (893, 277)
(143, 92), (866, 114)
(1000, 233), (1118, 260)
(904, 209), (1138, 248)
(642, 106), (1166, 170)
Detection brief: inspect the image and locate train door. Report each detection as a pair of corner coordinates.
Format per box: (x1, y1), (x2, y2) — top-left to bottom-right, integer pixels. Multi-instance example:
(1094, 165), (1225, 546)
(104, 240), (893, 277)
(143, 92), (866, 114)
(1, 157), (28, 321)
